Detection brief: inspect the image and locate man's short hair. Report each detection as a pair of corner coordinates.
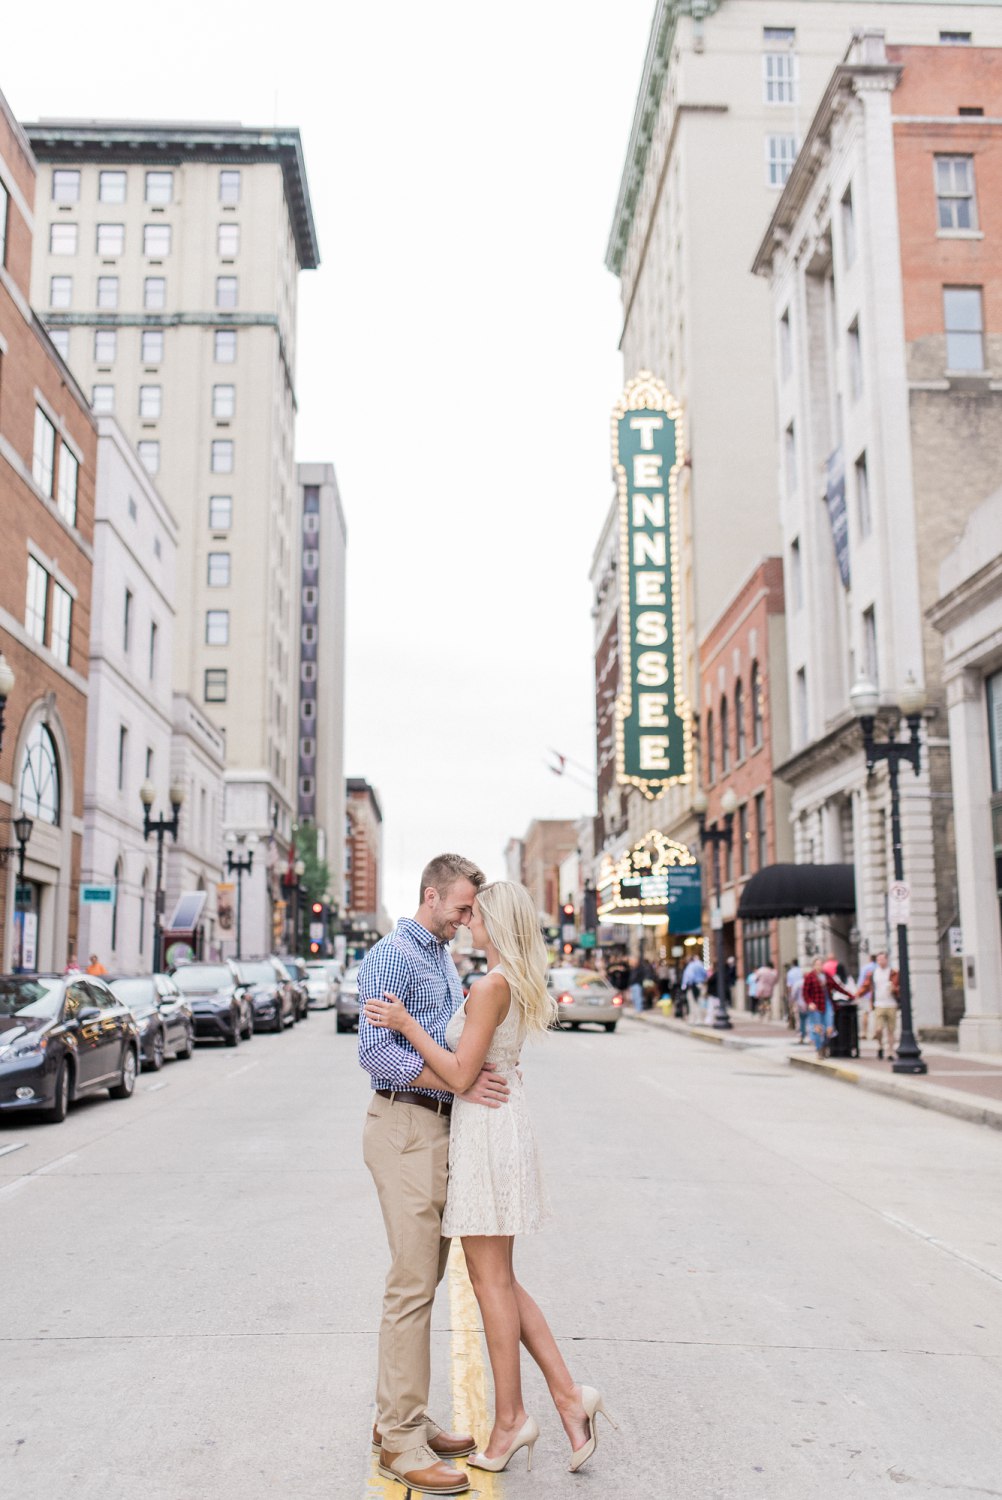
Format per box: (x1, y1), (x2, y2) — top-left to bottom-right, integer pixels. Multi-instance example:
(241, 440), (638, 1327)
(419, 853), (485, 905)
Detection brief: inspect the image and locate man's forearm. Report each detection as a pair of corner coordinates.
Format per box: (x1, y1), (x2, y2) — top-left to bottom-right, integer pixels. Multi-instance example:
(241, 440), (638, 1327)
(412, 1064), (454, 1093)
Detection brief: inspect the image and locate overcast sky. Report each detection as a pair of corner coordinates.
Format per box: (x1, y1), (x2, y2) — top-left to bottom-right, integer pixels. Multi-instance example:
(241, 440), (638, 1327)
(6, 0), (655, 920)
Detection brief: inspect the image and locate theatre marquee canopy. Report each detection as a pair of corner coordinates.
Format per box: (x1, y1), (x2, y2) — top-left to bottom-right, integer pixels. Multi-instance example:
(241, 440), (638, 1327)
(598, 830), (701, 930)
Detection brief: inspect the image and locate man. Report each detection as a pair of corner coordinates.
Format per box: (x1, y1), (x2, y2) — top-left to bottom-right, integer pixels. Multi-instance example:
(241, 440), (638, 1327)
(785, 957), (803, 1030)
(681, 952), (707, 1021)
(856, 952), (877, 1044)
(86, 953), (106, 976)
(859, 950), (899, 1059)
(358, 853), (507, 1497)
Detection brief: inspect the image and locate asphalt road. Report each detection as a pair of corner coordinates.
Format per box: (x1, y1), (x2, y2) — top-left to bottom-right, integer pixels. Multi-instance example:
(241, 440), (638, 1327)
(1, 1007), (1000, 1500)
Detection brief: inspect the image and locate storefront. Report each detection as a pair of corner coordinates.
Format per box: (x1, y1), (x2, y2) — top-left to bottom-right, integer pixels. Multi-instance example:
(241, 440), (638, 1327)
(597, 830), (702, 963)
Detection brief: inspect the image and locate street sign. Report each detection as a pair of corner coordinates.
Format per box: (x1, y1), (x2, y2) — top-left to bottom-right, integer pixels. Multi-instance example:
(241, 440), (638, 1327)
(21, 911), (37, 970)
(579, 932), (596, 949)
(948, 926), (963, 957)
(887, 881), (911, 924)
(710, 904), (723, 931)
(81, 884), (116, 905)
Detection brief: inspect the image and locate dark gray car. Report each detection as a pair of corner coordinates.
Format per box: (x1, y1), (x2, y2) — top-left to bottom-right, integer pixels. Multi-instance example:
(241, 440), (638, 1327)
(108, 974), (195, 1070)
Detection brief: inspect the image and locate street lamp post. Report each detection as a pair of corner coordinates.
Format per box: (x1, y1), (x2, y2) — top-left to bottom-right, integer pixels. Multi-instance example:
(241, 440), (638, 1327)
(140, 779), (184, 974)
(2, 813), (34, 972)
(850, 673), (928, 1075)
(693, 786), (738, 1030)
(225, 835), (256, 961)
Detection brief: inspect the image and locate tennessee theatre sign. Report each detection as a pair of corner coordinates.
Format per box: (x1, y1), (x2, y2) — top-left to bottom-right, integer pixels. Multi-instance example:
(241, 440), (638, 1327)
(612, 371), (690, 800)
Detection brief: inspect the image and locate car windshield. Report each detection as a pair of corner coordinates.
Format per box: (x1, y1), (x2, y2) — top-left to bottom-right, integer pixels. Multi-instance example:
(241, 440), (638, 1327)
(173, 964), (232, 993)
(549, 970), (613, 993)
(109, 978), (157, 1013)
(237, 961), (275, 985)
(0, 976), (64, 1018)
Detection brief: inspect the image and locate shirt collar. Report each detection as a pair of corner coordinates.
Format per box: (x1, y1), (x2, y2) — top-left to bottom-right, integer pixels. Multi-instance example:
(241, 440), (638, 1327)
(397, 916), (444, 950)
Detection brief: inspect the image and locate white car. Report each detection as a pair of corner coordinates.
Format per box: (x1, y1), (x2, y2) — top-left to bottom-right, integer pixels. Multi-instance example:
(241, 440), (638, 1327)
(337, 965), (362, 1033)
(304, 961), (339, 1010)
(546, 967), (623, 1032)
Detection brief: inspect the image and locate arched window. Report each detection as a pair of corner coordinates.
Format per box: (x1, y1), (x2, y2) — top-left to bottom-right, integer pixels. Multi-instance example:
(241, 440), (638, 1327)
(706, 710), (716, 783)
(111, 858), (123, 952)
(735, 679), (746, 761)
(720, 696), (731, 774)
(751, 661), (764, 749)
(139, 870), (148, 956)
(19, 722), (61, 824)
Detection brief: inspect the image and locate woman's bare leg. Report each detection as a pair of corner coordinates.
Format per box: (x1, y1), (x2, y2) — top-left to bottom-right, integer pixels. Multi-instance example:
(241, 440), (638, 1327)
(508, 1241), (589, 1451)
(462, 1235), (527, 1456)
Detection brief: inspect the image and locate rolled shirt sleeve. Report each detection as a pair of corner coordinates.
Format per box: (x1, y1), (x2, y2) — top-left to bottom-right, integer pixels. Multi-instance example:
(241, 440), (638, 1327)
(357, 943), (426, 1090)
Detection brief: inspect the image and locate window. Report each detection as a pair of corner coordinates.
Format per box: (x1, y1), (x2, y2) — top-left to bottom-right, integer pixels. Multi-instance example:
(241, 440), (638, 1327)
(216, 276), (238, 309)
(848, 319), (863, 399)
(214, 328), (237, 362)
(751, 662), (763, 749)
(144, 275), (166, 310)
(50, 222), (77, 255)
(739, 803), (750, 876)
(207, 552), (231, 586)
(790, 537), (803, 611)
(94, 328), (117, 364)
(50, 274), (72, 308)
(209, 495), (232, 530)
(139, 385), (162, 419)
(99, 170), (127, 204)
(18, 722), (60, 825)
(50, 583), (72, 665)
(303, 512), (319, 534)
(123, 589), (133, 652)
(97, 274), (119, 309)
(855, 452), (871, 538)
(219, 169), (241, 205)
(92, 384), (114, 414)
(720, 696), (731, 774)
(57, 444), (78, 525)
(302, 624), (317, 645)
(735, 679), (747, 761)
(96, 222), (125, 256)
(755, 790), (767, 870)
(212, 384), (235, 419)
(795, 667), (808, 745)
(141, 328), (164, 364)
(936, 155), (977, 231)
(841, 185), (856, 267)
(784, 421), (796, 494)
(303, 699), (315, 721)
(218, 223), (240, 257)
(779, 308), (792, 381)
(862, 605), (878, 686)
(0, 180), (7, 266)
(25, 557), (48, 642)
(211, 439), (234, 473)
(143, 223), (171, 257)
(205, 668), (228, 703)
(944, 286), (985, 371)
(137, 440), (160, 474)
(32, 407), (56, 495)
(52, 169), (80, 204)
(301, 661), (317, 683)
(940, 31), (972, 45)
(145, 171), (173, 205)
(763, 29), (797, 104)
(49, 328), (70, 360)
(766, 135), (797, 188)
(117, 724), (128, 792)
(149, 620), (158, 680)
(145, 746), (154, 780)
(724, 825), (734, 886)
(988, 670), (1002, 792)
(206, 610), (229, 645)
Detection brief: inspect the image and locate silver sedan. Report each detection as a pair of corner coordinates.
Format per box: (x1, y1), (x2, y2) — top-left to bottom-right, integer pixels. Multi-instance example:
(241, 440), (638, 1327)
(546, 967), (623, 1032)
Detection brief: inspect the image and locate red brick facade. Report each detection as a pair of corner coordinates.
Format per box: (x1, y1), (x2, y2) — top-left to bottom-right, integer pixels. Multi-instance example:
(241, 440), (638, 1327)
(345, 778), (382, 920)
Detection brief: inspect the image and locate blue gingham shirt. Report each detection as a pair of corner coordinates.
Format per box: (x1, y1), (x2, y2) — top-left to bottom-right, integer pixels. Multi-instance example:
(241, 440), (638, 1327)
(357, 918), (465, 1101)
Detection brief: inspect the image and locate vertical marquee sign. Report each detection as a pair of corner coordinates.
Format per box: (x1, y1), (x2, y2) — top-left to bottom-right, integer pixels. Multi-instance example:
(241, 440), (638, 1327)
(612, 371), (689, 800)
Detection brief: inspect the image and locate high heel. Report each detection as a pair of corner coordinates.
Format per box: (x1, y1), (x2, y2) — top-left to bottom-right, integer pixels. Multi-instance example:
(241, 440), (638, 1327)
(568, 1385), (619, 1473)
(469, 1414), (539, 1473)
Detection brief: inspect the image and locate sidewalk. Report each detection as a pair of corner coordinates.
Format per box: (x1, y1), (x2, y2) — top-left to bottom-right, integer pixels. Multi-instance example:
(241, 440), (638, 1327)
(624, 1005), (1002, 1130)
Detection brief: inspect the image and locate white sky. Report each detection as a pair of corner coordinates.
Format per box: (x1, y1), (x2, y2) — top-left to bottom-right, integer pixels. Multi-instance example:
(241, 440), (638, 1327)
(6, 0), (655, 920)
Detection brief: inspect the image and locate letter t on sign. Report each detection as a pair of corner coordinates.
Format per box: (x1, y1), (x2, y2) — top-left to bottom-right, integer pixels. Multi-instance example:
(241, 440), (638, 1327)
(630, 416), (664, 450)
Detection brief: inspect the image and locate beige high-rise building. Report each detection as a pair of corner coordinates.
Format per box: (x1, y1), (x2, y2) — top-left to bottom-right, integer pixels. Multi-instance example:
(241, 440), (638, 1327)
(26, 120), (319, 954)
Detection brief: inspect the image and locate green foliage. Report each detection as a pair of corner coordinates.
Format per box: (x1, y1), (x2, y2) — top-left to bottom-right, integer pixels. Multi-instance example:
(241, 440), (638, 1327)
(294, 822), (331, 908)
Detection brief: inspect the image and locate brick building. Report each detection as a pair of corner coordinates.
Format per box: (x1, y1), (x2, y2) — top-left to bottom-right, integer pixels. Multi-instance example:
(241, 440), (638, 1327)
(345, 777), (384, 930)
(521, 818), (579, 925)
(0, 88), (95, 971)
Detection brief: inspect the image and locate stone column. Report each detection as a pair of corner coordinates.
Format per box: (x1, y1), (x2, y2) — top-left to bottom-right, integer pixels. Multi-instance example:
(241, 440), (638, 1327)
(949, 672), (1002, 1054)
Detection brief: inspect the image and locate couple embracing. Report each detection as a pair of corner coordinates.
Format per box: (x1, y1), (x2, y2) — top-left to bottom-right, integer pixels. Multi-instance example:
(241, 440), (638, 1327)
(358, 853), (616, 1494)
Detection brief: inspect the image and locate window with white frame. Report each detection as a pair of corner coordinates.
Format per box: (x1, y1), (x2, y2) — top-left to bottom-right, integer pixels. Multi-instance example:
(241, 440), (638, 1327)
(141, 328), (163, 364)
(215, 276), (238, 309)
(96, 222), (124, 256)
(52, 169), (80, 204)
(214, 328), (236, 362)
(209, 495), (232, 529)
(855, 452), (871, 538)
(144, 275), (166, 310)
(137, 440), (160, 474)
(795, 667), (808, 745)
(50, 582), (72, 665)
(94, 327), (117, 364)
(49, 328), (70, 360)
(145, 171), (173, 205)
(841, 184), (856, 267)
(92, 384), (114, 414)
(139, 385), (162, 419)
(57, 444), (78, 525)
(212, 384), (235, 419)
(97, 275), (119, 309)
(211, 439), (234, 473)
(766, 134), (797, 188)
(25, 557), (48, 643)
(207, 552), (231, 586)
(302, 699), (315, 720)
(784, 421), (796, 494)
(940, 30), (972, 45)
(862, 606), (878, 686)
(944, 285), (985, 370)
(848, 319), (863, 399)
(49, 222), (77, 255)
(301, 661), (316, 682)
(143, 223), (171, 257)
(32, 407), (56, 496)
(99, 170), (127, 204)
(217, 223), (240, 257)
(935, 155), (977, 231)
(50, 275), (72, 309)
(763, 28), (797, 103)
(790, 537), (803, 611)
(206, 610), (229, 645)
(219, 170), (241, 205)
(779, 308), (792, 381)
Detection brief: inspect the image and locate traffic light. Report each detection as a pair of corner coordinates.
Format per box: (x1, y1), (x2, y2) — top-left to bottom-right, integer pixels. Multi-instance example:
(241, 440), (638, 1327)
(562, 941), (573, 956)
(562, 902), (574, 921)
(311, 901), (323, 917)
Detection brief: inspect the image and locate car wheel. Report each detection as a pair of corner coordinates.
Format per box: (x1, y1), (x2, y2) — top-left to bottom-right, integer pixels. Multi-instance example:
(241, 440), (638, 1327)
(225, 1014), (240, 1047)
(146, 1028), (165, 1071)
(43, 1058), (72, 1123)
(109, 1047), (138, 1099)
(241, 1011), (253, 1041)
(604, 1022), (618, 1033)
(177, 1025), (195, 1060)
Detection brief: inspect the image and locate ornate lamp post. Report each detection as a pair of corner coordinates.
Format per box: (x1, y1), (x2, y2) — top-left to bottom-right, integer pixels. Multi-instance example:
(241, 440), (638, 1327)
(140, 778), (184, 973)
(0, 653), (15, 758)
(850, 673), (928, 1075)
(225, 834), (257, 961)
(692, 786), (738, 1030)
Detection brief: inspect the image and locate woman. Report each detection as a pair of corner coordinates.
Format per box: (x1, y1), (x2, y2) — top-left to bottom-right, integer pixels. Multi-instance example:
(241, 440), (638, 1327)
(364, 880), (617, 1475)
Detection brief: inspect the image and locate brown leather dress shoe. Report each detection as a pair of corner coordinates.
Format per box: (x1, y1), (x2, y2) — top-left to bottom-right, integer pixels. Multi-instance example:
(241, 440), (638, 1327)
(371, 1423), (476, 1458)
(378, 1446), (469, 1494)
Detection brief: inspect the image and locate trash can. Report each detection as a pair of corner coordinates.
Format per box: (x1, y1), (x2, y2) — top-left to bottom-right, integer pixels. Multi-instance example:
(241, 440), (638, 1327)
(830, 1001), (859, 1059)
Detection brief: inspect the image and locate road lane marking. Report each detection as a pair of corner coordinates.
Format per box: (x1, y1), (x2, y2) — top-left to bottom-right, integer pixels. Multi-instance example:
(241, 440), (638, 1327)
(0, 1149), (78, 1202)
(224, 1062), (259, 1080)
(448, 1242), (499, 1497)
(146, 1080), (169, 1092)
(34, 1151), (79, 1176)
(0, 1142), (27, 1158)
(880, 1211), (1002, 1286)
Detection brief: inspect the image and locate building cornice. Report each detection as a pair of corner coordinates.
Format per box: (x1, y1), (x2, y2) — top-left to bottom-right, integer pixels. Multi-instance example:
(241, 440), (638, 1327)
(927, 552), (1002, 635)
(24, 120), (320, 270)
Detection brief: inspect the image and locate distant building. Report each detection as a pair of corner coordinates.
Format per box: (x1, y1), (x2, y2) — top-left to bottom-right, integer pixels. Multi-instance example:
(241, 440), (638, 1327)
(503, 837), (525, 885)
(521, 819), (578, 924)
(346, 778), (386, 933)
(167, 692), (226, 960)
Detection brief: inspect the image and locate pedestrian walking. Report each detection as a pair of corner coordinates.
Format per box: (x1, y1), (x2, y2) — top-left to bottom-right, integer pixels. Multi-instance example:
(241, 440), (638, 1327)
(365, 878), (616, 1482)
(802, 956), (853, 1057)
(856, 953), (877, 1043)
(785, 957), (803, 1030)
(857, 950), (900, 1059)
(753, 961), (779, 1020)
(607, 955), (629, 1000)
(681, 953), (706, 1021)
(745, 967), (758, 1014)
(627, 958), (645, 1013)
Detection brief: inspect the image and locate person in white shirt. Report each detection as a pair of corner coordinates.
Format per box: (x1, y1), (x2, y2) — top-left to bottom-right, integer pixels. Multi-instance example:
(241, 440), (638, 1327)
(859, 951), (899, 1059)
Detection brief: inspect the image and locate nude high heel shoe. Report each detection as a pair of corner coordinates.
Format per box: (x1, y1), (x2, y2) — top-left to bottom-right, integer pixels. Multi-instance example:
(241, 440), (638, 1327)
(469, 1415), (540, 1472)
(568, 1385), (619, 1473)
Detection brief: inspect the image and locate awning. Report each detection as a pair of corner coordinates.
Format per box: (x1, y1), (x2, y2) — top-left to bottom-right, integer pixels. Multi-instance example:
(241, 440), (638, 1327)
(737, 863), (856, 920)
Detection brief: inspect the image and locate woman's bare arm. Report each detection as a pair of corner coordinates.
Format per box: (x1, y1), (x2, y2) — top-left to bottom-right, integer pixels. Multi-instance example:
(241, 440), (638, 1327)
(365, 975), (509, 1095)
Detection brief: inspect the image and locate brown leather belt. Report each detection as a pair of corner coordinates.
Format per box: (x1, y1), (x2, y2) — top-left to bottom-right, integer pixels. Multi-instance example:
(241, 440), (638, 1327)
(376, 1088), (452, 1117)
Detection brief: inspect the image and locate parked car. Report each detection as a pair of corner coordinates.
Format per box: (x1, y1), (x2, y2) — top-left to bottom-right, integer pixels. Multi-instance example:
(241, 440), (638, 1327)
(171, 960), (252, 1046)
(281, 955), (311, 1021)
(107, 974), (195, 1070)
(0, 973), (140, 1123)
(304, 960), (338, 1010)
(337, 964), (362, 1033)
(546, 967), (623, 1032)
(235, 957), (296, 1033)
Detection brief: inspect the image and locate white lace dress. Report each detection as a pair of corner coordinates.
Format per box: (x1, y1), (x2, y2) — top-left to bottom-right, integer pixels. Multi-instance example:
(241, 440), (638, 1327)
(441, 968), (550, 1237)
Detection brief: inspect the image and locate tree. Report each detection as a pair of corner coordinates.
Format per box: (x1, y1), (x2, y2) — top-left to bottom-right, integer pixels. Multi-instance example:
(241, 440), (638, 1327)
(294, 822), (331, 908)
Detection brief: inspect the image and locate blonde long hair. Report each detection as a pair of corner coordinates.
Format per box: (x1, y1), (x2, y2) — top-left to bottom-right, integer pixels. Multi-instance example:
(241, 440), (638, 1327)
(476, 880), (557, 1036)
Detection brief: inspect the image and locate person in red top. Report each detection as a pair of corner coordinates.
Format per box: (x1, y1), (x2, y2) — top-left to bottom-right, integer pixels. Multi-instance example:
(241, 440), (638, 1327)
(802, 956), (853, 1057)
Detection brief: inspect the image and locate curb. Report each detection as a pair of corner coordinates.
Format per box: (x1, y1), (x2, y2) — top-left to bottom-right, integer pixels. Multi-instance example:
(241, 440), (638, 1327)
(623, 1008), (760, 1051)
(787, 1052), (1002, 1131)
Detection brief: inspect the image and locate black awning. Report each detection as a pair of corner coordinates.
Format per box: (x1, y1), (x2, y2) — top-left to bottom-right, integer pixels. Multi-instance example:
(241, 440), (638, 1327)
(737, 863), (856, 920)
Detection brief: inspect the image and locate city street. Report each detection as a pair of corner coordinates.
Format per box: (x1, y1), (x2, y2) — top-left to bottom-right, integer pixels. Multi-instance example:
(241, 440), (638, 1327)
(1, 1013), (1001, 1500)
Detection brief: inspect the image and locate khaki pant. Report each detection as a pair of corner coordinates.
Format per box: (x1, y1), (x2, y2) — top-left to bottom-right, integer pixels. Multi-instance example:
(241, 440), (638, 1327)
(362, 1092), (451, 1453)
(872, 1005), (899, 1052)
